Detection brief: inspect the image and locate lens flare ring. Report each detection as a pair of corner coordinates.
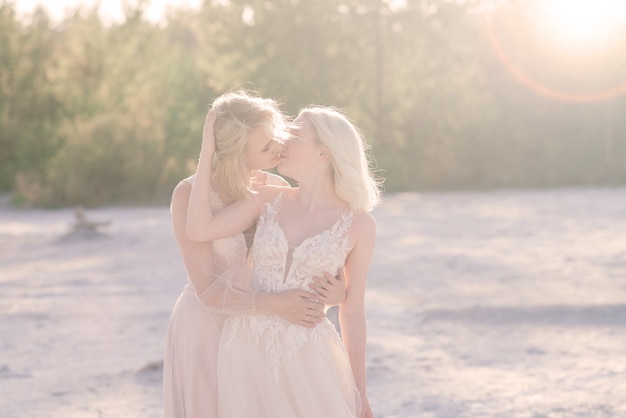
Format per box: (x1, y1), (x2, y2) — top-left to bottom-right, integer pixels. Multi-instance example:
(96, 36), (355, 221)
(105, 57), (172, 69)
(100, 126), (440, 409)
(484, 15), (626, 103)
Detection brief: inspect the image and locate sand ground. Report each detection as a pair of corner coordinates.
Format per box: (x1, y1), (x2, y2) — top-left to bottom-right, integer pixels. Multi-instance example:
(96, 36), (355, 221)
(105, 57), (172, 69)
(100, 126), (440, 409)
(1, 187), (625, 418)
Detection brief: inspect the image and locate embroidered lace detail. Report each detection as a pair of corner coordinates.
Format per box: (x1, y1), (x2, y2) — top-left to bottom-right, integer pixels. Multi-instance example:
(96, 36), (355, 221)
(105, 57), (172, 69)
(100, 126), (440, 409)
(223, 193), (353, 381)
(252, 193), (353, 293)
(209, 188), (247, 273)
(223, 314), (340, 382)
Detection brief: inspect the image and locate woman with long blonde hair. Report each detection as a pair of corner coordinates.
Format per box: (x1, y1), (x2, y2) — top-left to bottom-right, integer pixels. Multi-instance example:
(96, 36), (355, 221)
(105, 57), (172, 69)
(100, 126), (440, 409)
(188, 105), (381, 418)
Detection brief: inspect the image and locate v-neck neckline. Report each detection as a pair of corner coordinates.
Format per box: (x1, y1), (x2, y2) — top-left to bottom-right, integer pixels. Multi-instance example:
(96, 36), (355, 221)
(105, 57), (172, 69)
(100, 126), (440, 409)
(272, 210), (349, 252)
(266, 200), (351, 285)
(269, 192), (351, 251)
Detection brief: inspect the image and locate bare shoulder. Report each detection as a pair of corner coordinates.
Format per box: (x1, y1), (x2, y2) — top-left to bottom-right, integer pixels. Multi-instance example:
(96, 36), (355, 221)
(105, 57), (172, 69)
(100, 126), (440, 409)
(171, 178), (192, 203)
(352, 210), (376, 231)
(170, 177), (195, 215)
(174, 177), (193, 193)
(348, 210), (376, 242)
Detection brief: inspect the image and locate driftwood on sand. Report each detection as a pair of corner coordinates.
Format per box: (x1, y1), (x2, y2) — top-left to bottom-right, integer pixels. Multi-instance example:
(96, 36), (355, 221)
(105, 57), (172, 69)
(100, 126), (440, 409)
(71, 206), (111, 232)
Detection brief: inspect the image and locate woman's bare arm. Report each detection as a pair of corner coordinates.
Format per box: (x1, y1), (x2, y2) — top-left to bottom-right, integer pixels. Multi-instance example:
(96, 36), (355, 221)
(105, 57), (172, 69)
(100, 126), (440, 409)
(186, 111), (273, 242)
(172, 178), (324, 326)
(171, 179), (215, 296)
(185, 111), (216, 241)
(338, 211), (376, 418)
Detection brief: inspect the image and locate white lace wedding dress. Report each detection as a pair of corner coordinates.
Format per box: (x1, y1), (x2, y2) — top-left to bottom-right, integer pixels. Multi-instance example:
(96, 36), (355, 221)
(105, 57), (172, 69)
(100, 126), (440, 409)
(217, 193), (361, 418)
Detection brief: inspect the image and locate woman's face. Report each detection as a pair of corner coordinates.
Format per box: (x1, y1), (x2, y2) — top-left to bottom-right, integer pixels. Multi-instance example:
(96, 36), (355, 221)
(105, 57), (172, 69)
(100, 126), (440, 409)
(278, 115), (324, 178)
(245, 124), (284, 170)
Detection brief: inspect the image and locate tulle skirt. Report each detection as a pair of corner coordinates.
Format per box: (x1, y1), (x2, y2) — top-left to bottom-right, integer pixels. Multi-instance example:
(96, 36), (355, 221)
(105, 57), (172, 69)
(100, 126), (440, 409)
(163, 284), (224, 418)
(217, 314), (361, 418)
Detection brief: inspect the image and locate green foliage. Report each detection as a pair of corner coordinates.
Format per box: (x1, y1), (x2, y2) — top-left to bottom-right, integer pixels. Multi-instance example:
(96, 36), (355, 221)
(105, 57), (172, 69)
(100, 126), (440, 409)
(0, 0), (624, 206)
(0, 4), (61, 191)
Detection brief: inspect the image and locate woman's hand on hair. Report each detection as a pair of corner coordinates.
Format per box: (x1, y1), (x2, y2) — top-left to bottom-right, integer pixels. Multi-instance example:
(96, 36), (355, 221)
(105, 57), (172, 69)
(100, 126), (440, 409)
(201, 110), (216, 157)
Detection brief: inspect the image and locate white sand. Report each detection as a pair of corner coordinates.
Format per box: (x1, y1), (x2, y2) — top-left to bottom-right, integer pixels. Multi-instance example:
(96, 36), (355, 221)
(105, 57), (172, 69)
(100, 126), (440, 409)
(1, 187), (625, 418)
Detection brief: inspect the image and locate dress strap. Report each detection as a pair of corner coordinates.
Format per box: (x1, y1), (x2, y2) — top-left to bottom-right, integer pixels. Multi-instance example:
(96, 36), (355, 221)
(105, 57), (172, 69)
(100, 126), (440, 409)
(260, 191), (285, 223)
(340, 209), (355, 231)
(331, 209), (354, 242)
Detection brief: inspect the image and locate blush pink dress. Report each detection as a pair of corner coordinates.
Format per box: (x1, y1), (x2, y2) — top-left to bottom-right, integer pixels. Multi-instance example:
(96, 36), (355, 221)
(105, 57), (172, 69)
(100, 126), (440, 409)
(163, 172), (287, 418)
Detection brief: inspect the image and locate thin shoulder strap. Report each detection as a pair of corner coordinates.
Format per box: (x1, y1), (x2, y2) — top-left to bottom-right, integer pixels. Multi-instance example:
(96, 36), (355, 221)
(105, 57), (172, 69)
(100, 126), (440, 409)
(333, 209), (355, 239)
(261, 191), (285, 222)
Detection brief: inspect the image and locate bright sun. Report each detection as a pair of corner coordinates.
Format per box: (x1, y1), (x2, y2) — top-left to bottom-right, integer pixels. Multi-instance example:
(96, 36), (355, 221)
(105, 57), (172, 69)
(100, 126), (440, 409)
(539, 0), (626, 45)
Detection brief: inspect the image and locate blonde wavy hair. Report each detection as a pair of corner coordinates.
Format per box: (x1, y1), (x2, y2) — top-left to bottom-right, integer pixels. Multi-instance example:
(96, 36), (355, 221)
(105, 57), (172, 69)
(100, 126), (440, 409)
(299, 106), (383, 211)
(210, 90), (285, 200)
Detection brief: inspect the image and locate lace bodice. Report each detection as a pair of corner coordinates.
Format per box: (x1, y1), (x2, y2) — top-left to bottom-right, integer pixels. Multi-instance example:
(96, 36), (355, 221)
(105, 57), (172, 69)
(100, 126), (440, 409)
(222, 193), (354, 381)
(250, 193), (353, 293)
(208, 187), (248, 275)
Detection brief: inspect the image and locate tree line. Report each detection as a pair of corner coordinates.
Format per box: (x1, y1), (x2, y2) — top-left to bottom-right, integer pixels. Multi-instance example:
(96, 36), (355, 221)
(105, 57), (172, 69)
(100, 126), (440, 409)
(1, 0), (624, 207)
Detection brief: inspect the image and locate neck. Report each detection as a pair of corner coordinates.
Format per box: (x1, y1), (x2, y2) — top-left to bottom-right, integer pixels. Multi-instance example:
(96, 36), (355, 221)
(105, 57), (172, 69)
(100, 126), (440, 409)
(294, 171), (342, 213)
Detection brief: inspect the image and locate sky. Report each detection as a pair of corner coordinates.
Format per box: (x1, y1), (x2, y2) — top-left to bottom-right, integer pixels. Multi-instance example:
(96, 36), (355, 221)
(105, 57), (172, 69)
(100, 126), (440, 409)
(14, 0), (202, 23)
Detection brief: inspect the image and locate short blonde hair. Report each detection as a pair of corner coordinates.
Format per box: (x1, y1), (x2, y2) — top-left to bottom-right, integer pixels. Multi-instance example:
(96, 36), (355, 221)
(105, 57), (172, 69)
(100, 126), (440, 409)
(299, 106), (382, 211)
(210, 90), (284, 200)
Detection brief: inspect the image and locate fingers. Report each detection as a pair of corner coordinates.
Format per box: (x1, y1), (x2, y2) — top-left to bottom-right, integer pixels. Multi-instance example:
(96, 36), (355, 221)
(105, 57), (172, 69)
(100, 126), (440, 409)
(305, 299), (324, 312)
(277, 289), (327, 327)
(309, 284), (327, 299)
(295, 289), (322, 305)
(309, 275), (332, 297)
(294, 289), (317, 299)
(298, 314), (321, 328)
(321, 272), (335, 285)
(202, 111), (216, 136)
(303, 303), (325, 324)
(310, 278), (329, 291)
(310, 273), (341, 305)
(287, 290), (325, 326)
(204, 112), (215, 128)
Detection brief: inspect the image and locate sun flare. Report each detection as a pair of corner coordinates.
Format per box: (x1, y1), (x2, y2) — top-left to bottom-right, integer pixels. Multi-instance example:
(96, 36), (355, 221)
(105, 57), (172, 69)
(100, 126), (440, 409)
(539, 0), (626, 45)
